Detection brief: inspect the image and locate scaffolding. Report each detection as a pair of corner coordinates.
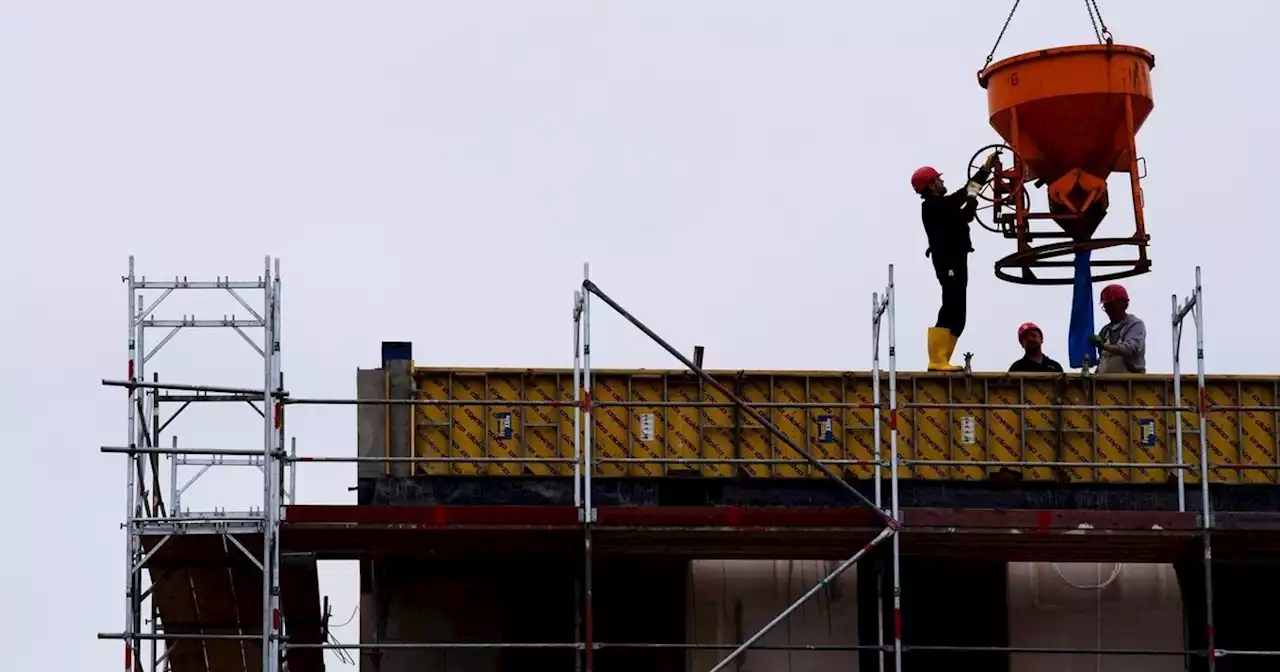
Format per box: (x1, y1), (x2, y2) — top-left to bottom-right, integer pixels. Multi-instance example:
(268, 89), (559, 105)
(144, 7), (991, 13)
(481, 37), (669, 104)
(99, 256), (1280, 672)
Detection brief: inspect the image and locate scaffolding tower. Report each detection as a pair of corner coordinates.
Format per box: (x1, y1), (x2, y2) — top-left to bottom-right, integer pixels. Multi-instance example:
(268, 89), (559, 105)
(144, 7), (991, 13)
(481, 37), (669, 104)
(100, 256), (1280, 672)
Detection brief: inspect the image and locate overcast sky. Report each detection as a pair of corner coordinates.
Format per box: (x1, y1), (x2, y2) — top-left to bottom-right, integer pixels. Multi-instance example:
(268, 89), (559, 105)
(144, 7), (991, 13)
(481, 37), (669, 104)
(2, 1), (1276, 669)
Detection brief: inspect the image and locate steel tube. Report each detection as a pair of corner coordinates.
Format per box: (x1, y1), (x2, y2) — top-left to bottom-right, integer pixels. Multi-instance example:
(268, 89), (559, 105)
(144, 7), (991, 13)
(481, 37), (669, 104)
(133, 280), (265, 290)
(573, 289), (584, 509)
(261, 257), (276, 672)
(1173, 292), (1187, 512)
(99, 632), (262, 641)
(284, 642), (585, 649)
(904, 401), (1194, 412)
(902, 459), (1191, 469)
(872, 285), (886, 672)
(268, 259), (284, 672)
(596, 457), (879, 465)
(103, 446), (279, 458)
(596, 643), (883, 650)
(103, 378), (285, 397)
(581, 263), (595, 672)
(597, 643), (1205, 655)
(134, 516), (265, 525)
(872, 289), (884, 508)
(597, 400), (878, 408)
(292, 456), (576, 463)
(887, 264), (904, 672)
(285, 397), (577, 407)
(897, 644), (1199, 656)
(706, 525), (897, 672)
(140, 318), (264, 328)
(582, 279), (893, 525)
(1192, 267), (1217, 672)
(158, 394), (263, 403)
(124, 257), (140, 672)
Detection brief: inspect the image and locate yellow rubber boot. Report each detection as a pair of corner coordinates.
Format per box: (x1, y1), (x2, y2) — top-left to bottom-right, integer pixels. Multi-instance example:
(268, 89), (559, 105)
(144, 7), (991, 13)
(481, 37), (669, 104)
(944, 332), (962, 367)
(927, 327), (962, 372)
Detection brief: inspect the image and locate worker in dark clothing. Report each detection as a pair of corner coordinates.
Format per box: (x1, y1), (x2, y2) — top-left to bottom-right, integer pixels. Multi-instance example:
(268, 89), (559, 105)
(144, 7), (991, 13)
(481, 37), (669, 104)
(1009, 322), (1064, 372)
(912, 152), (996, 371)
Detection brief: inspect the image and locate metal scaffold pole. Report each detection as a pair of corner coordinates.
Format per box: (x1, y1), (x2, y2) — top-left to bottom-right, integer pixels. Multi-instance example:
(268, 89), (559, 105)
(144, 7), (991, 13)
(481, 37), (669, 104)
(262, 257), (284, 672)
(1170, 293), (1188, 513)
(580, 263), (596, 672)
(124, 258), (140, 672)
(887, 265), (903, 672)
(1175, 266), (1216, 671)
(871, 269), (890, 672)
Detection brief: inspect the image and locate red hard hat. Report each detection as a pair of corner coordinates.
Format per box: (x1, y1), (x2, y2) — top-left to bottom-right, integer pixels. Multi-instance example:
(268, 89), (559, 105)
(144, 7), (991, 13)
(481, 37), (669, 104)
(911, 166), (941, 194)
(1100, 284), (1129, 304)
(1017, 321), (1042, 342)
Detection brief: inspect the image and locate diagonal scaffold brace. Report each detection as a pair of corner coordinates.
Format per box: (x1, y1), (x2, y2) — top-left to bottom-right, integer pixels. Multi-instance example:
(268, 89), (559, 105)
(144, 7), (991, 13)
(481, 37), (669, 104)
(580, 276), (901, 672)
(581, 279), (898, 527)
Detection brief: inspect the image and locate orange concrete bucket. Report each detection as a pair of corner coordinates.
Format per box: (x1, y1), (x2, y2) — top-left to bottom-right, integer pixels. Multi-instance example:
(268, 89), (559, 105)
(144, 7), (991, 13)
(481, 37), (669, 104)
(978, 44), (1155, 187)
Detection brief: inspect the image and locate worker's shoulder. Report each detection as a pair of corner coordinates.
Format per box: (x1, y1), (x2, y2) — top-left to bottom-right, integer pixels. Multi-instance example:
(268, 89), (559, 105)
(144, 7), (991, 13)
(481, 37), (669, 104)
(1009, 356), (1064, 373)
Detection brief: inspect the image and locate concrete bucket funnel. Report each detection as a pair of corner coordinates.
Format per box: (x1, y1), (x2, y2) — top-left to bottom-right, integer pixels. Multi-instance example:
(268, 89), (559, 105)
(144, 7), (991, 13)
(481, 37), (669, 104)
(971, 44), (1156, 285)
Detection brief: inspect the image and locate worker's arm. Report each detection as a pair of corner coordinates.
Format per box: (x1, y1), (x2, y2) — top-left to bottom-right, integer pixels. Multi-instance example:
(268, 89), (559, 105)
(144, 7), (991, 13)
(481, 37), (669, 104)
(1090, 320), (1147, 357)
(966, 166), (992, 196)
(1104, 319), (1146, 358)
(942, 188), (978, 213)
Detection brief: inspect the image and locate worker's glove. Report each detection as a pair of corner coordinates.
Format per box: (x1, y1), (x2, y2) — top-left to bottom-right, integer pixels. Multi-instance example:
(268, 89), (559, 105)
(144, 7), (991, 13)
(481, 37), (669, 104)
(1087, 333), (1103, 347)
(965, 181), (982, 197)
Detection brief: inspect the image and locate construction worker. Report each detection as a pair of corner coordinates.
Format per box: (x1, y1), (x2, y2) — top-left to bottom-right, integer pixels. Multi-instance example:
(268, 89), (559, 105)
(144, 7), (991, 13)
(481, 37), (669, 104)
(912, 152), (997, 371)
(1009, 322), (1064, 372)
(1089, 283), (1147, 373)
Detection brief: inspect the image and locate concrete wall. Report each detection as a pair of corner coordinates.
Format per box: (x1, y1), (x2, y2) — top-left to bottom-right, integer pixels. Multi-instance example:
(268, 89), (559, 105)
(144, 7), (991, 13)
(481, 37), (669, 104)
(1008, 562), (1184, 672)
(356, 556), (1187, 672)
(682, 560), (1186, 672)
(358, 557), (684, 672)
(686, 560), (860, 672)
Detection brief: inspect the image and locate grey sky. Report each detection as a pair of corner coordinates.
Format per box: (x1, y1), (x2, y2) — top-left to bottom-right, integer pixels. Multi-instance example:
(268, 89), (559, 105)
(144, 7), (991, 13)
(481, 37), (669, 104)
(2, 2), (1276, 668)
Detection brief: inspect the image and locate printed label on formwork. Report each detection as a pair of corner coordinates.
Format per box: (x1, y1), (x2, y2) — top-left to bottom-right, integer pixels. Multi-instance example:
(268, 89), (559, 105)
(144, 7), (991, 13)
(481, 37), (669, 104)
(818, 415), (835, 443)
(495, 412), (513, 439)
(960, 416), (976, 445)
(1138, 418), (1157, 446)
(639, 413), (655, 442)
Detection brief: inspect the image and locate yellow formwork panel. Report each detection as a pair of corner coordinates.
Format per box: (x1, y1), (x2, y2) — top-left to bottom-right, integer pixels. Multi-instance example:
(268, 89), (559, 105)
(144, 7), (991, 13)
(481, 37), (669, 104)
(412, 370), (576, 477)
(409, 368), (1280, 485)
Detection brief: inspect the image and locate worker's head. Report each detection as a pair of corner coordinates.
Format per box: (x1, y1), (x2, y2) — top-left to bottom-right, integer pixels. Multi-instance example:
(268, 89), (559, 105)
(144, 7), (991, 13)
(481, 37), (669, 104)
(1017, 321), (1044, 355)
(911, 166), (944, 197)
(1100, 284), (1130, 321)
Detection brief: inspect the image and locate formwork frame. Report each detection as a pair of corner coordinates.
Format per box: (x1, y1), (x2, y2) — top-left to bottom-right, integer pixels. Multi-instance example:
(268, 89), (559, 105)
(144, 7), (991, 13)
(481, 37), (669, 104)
(99, 257), (1280, 671)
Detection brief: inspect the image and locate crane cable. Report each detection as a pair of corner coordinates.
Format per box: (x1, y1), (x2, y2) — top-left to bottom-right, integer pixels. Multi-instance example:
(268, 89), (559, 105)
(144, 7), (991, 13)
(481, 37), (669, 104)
(979, 0), (1115, 76)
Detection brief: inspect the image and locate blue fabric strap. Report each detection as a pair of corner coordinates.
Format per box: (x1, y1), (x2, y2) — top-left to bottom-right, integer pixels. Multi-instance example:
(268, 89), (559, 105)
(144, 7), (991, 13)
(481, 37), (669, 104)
(1068, 251), (1097, 369)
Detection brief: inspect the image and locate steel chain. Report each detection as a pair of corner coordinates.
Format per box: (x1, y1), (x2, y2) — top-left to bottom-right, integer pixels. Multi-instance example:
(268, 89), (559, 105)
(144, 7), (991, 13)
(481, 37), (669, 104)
(980, 0), (1022, 75)
(982, 0), (1114, 76)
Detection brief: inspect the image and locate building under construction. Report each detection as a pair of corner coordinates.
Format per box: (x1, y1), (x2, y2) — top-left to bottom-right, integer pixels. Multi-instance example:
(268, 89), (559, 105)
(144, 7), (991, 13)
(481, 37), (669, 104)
(105, 252), (1280, 672)
(102, 21), (1280, 672)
